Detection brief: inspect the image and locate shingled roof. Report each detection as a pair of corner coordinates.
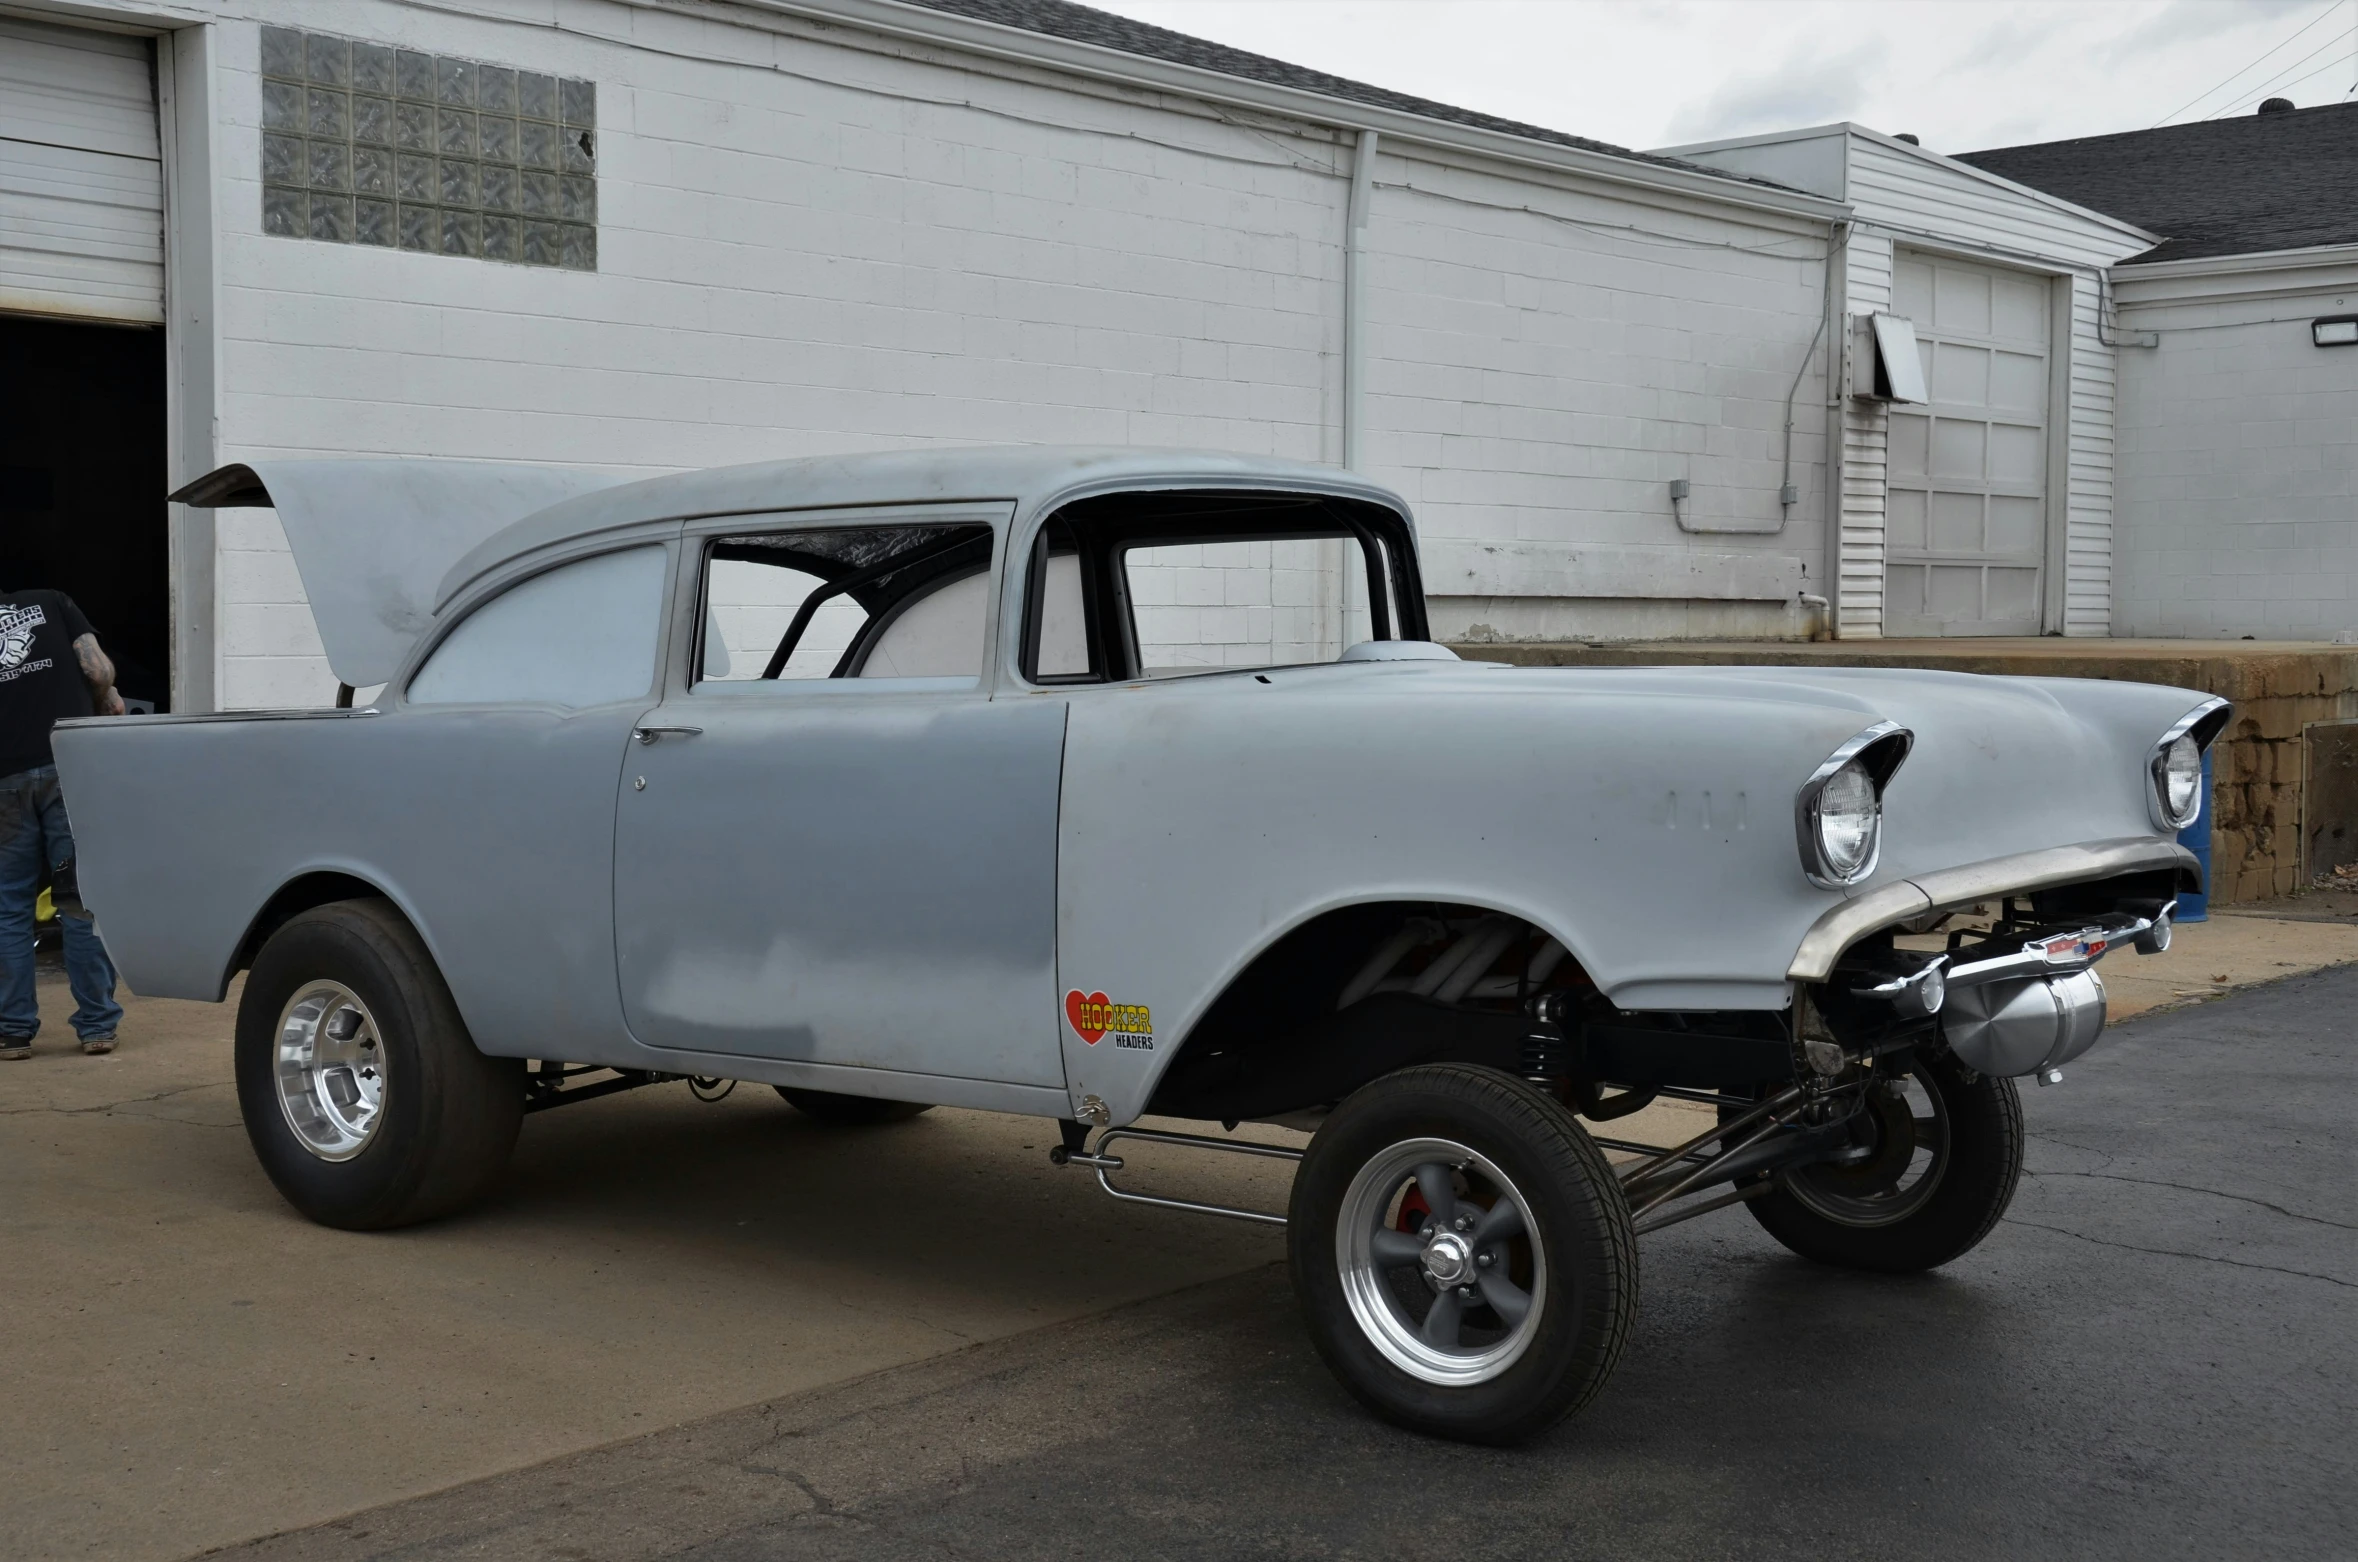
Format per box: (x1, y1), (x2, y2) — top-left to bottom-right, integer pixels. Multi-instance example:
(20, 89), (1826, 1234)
(1960, 101), (2358, 264)
(901, 0), (1769, 187)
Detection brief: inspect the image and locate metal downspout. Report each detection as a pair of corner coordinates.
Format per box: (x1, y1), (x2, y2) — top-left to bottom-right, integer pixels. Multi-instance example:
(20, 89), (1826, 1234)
(1820, 219), (1851, 638)
(1343, 128), (1379, 472)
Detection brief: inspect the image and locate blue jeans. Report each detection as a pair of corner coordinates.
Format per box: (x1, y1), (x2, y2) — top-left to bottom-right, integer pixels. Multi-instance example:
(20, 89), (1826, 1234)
(0, 765), (121, 1040)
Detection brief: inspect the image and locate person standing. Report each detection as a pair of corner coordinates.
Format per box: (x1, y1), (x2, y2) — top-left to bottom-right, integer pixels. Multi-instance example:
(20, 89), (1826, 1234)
(0, 589), (125, 1059)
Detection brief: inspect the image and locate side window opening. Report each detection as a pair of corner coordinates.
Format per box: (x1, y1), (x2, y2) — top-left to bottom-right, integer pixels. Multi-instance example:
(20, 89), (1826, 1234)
(1018, 492), (1419, 684)
(408, 544), (668, 709)
(1020, 514), (1108, 684)
(697, 524), (993, 685)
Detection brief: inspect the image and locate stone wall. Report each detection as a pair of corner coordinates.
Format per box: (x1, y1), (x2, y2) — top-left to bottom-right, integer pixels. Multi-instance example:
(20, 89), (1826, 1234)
(2203, 651), (2358, 898)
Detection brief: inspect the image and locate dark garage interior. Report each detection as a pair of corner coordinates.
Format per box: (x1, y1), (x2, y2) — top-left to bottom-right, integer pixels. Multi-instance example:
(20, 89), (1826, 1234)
(0, 313), (170, 713)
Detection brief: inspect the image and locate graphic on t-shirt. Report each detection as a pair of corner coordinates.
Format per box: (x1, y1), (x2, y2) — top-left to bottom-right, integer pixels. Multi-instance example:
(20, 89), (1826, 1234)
(0, 604), (53, 683)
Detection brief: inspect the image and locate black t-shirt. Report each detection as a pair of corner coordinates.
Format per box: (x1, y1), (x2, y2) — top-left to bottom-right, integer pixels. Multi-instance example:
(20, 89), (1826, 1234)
(0, 589), (97, 778)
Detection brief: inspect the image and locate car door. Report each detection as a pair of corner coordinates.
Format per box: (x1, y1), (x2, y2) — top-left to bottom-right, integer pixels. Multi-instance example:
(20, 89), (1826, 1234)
(385, 537), (676, 1060)
(610, 504), (1069, 1089)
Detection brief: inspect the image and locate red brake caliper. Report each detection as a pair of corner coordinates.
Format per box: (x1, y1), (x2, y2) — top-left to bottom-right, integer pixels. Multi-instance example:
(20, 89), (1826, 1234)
(1398, 1187), (1431, 1234)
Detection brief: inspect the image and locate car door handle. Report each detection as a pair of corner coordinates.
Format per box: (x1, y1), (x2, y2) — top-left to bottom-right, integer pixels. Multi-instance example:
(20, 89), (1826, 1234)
(634, 725), (704, 744)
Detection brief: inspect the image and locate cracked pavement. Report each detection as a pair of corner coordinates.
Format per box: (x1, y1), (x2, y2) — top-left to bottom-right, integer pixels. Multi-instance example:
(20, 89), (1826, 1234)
(195, 963), (2356, 1562)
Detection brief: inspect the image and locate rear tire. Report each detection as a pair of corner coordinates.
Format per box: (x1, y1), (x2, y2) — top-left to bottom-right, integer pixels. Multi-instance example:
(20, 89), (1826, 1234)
(235, 899), (522, 1230)
(1288, 1064), (1636, 1445)
(1743, 1048), (2022, 1272)
(773, 1086), (932, 1126)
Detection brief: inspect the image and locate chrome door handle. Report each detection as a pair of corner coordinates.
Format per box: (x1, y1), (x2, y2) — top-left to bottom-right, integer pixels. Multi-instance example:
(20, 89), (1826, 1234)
(634, 724), (703, 744)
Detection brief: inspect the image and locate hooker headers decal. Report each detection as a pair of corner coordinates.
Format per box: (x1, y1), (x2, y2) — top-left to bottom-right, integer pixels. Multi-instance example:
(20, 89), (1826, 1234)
(1065, 990), (1154, 1051)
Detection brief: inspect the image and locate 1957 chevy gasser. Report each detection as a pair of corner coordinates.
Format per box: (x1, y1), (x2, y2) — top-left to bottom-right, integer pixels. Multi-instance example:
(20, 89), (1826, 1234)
(56, 448), (2223, 1443)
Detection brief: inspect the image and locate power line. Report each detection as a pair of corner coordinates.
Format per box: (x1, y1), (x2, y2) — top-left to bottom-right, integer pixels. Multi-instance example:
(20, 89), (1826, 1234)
(2214, 45), (2358, 114)
(2154, 0), (2344, 126)
(2159, 0), (2339, 122)
(2207, 14), (2358, 116)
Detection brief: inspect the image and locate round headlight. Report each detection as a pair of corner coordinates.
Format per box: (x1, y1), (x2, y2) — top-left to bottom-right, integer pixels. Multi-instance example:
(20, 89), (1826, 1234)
(1815, 760), (1880, 880)
(2155, 732), (2202, 829)
(1795, 722), (1908, 888)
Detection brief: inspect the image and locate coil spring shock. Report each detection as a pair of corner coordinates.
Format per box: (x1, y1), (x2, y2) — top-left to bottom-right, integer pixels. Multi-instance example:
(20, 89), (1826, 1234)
(1522, 991), (1572, 1085)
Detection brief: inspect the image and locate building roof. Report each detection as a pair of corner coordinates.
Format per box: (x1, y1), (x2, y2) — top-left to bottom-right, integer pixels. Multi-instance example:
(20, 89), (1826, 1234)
(1654, 122), (2159, 249)
(898, 0), (1773, 190)
(1959, 102), (2358, 264)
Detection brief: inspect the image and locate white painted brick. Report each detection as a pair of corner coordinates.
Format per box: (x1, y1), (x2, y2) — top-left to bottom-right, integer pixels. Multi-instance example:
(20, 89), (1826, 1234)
(220, 655), (340, 711)
(219, 603), (329, 659)
(217, 548), (309, 607)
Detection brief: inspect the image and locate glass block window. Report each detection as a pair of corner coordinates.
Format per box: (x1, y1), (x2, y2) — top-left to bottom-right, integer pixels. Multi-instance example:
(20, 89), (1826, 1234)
(259, 26), (597, 269)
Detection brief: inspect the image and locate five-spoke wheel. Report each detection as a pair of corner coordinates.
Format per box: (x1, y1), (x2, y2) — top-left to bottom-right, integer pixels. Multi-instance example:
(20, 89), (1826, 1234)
(1290, 1063), (1635, 1444)
(1339, 1138), (1543, 1386)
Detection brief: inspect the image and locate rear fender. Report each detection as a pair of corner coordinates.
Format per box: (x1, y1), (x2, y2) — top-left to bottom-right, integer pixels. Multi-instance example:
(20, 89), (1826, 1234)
(226, 869), (411, 993)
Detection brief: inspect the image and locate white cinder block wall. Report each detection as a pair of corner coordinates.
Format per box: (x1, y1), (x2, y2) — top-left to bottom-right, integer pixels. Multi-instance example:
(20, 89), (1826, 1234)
(1366, 150), (1836, 643)
(166, 0), (1843, 705)
(2113, 251), (2358, 638)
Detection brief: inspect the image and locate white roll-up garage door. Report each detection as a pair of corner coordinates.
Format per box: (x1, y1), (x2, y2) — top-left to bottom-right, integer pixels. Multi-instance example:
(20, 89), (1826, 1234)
(1883, 251), (2051, 636)
(0, 14), (162, 323)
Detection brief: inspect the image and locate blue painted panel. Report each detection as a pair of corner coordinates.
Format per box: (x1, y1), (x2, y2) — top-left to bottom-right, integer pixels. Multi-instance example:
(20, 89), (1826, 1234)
(2176, 747), (2213, 922)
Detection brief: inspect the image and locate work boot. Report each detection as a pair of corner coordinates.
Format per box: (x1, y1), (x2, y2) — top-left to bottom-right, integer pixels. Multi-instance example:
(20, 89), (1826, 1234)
(79, 1034), (115, 1056)
(0, 1039), (30, 1060)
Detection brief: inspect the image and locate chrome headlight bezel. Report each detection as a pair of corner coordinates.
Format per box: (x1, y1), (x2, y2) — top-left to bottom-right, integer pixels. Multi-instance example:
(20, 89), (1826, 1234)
(1795, 721), (1914, 889)
(2148, 697), (2230, 833)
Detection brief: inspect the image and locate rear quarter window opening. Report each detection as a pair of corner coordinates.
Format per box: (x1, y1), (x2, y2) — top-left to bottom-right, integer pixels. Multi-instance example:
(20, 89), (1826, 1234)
(407, 544), (668, 708)
(1019, 491), (1424, 684)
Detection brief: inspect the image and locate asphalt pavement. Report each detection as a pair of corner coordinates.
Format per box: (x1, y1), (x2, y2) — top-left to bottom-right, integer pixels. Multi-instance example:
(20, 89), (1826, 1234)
(215, 964), (2356, 1562)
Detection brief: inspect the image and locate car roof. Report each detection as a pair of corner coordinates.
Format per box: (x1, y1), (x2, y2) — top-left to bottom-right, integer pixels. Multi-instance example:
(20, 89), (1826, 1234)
(434, 445), (1410, 610)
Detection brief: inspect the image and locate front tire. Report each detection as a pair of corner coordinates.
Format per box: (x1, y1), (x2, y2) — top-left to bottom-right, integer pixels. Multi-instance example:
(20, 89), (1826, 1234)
(235, 899), (522, 1230)
(1288, 1064), (1637, 1445)
(1743, 1047), (2023, 1272)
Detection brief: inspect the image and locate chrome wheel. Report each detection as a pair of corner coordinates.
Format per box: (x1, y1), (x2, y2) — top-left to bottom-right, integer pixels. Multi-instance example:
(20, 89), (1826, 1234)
(1781, 1068), (1949, 1227)
(273, 981), (387, 1161)
(1335, 1137), (1546, 1387)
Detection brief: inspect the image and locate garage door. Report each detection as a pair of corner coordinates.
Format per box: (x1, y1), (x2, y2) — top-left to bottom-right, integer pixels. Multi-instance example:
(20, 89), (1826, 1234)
(1883, 252), (2050, 636)
(0, 15), (162, 323)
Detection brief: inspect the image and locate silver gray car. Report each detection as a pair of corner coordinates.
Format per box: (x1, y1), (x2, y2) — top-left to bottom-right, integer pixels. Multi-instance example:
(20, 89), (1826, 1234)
(56, 448), (2222, 1443)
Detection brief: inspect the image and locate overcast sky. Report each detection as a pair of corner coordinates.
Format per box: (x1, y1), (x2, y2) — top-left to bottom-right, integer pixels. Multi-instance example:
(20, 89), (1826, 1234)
(1083, 0), (2358, 155)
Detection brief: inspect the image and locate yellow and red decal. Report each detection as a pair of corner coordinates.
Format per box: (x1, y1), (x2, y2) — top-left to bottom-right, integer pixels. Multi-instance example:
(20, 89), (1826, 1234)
(1065, 989), (1154, 1051)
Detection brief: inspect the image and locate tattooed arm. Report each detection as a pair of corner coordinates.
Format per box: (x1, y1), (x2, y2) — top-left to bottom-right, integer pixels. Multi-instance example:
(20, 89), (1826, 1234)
(73, 633), (126, 716)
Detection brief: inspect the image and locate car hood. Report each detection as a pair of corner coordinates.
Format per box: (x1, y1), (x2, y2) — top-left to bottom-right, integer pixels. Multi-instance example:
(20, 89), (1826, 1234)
(1296, 657), (2218, 887)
